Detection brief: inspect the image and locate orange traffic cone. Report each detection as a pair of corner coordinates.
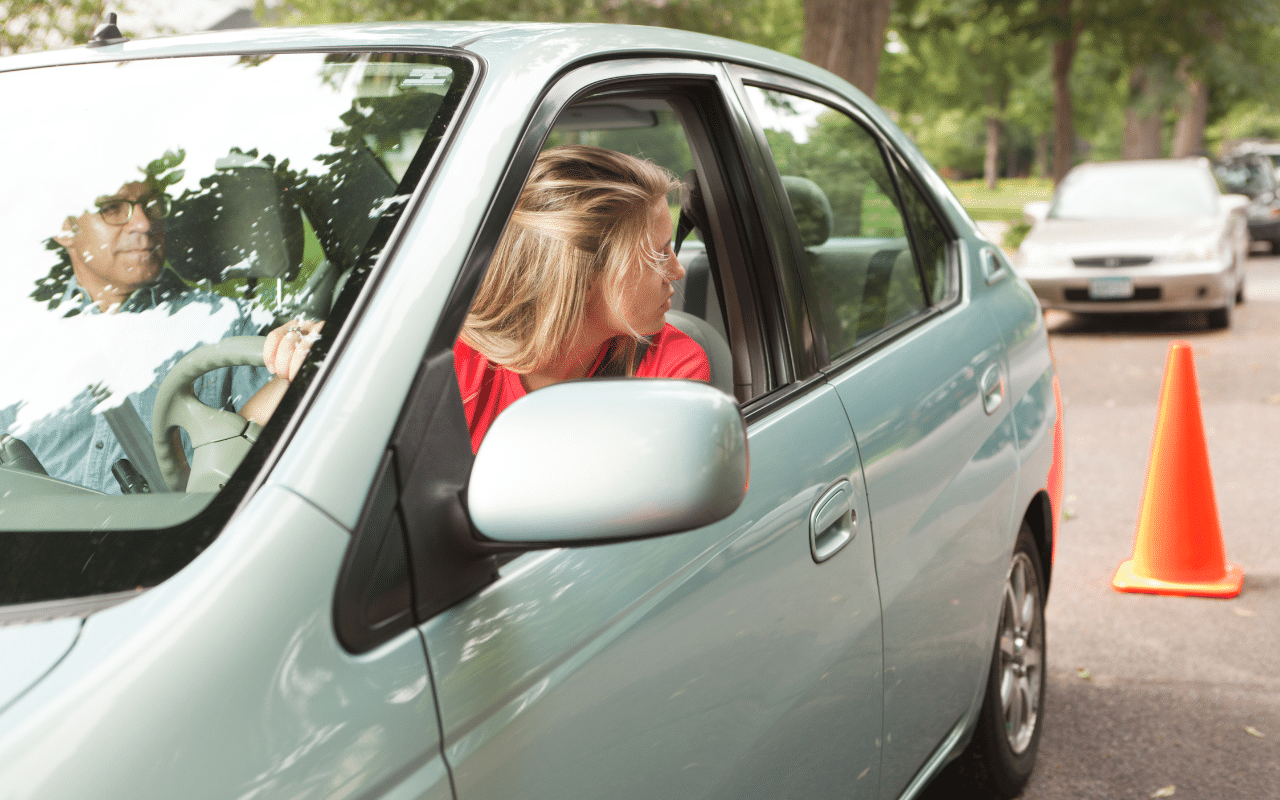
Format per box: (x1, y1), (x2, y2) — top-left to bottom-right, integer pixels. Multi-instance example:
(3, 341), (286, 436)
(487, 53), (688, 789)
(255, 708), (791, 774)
(1112, 341), (1243, 598)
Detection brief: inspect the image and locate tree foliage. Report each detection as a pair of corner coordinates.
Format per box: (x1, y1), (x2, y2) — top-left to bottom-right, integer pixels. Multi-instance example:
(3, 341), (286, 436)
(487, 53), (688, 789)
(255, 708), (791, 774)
(1, 0), (109, 55)
(263, 0), (802, 54)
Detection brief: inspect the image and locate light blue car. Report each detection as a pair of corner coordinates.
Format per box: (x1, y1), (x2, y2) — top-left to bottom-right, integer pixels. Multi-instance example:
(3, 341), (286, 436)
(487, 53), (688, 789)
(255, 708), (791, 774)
(0, 19), (1064, 800)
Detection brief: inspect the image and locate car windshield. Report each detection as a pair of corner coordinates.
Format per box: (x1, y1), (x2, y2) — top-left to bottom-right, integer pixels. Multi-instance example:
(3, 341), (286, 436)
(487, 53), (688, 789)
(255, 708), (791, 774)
(0, 51), (470, 603)
(1050, 163), (1219, 219)
(1215, 159), (1271, 196)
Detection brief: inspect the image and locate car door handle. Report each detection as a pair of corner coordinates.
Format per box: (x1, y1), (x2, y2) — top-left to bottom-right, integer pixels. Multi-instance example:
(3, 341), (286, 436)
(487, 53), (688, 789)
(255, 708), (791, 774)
(810, 479), (856, 563)
(983, 248), (1007, 285)
(980, 363), (1004, 415)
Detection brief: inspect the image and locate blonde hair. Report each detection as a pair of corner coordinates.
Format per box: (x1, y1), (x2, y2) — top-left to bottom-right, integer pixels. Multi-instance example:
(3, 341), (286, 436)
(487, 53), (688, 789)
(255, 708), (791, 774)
(461, 145), (681, 375)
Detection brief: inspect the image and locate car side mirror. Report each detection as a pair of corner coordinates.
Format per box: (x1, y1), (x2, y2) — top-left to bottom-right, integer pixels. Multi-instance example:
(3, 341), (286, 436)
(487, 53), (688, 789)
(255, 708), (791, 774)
(1221, 194), (1250, 213)
(1023, 201), (1050, 225)
(467, 379), (748, 545)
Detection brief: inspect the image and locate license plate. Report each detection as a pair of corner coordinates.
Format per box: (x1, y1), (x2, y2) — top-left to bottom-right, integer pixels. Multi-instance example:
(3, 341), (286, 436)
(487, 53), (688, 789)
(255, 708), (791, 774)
(1088, 276), (1133, 299)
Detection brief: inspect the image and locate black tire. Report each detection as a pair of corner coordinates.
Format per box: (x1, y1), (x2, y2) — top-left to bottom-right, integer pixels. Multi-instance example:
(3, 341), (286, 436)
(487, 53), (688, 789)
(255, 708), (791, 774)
(1236, 274), (1246, 305)
(1207, 304), (1231, 330)
(959, 523), (1047, 798)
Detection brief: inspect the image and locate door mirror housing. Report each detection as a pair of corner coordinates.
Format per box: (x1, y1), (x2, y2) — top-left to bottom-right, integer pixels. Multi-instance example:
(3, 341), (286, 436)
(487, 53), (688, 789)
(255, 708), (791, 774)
(468, 379), (748, 545)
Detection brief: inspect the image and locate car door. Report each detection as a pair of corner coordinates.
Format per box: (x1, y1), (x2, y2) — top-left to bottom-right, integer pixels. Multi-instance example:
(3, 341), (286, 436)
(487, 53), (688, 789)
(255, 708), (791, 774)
(416, 60), (885, 799)
(734, 72), (1021, 799)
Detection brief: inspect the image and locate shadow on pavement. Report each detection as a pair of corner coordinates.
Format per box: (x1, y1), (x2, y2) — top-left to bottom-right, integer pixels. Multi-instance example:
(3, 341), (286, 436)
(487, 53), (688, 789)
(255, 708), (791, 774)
(921, 668), (1280, 799)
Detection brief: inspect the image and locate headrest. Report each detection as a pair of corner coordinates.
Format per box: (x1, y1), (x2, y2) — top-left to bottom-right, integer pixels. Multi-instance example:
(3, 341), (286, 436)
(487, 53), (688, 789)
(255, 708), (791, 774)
(780, 175), (832, 248)
(166, 156), (304, 285)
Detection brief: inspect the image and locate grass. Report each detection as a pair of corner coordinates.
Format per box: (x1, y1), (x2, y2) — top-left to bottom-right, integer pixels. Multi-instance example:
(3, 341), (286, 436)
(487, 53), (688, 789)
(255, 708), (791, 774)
(945, 177), (1054, 223)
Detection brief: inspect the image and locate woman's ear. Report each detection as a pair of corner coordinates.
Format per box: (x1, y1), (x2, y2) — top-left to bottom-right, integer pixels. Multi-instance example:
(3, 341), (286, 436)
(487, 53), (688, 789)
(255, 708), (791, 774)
(52, 215), (78, 248)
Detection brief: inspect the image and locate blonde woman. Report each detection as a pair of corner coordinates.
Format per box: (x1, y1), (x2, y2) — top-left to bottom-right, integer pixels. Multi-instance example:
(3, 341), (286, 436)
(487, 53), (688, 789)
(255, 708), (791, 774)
(454, 145), (710, 452)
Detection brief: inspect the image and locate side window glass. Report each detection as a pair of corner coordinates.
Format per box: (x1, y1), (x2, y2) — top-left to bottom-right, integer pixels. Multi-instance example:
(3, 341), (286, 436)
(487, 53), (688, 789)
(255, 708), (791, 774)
(744, 86), (926, 359)
(897, 168), (952, 306)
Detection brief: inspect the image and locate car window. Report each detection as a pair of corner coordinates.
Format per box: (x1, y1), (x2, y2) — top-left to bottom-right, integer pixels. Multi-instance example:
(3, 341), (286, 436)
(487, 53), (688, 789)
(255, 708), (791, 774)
(742, 85), (928, 360)
(544, 99), (723, 331)
(0, 51), (472, 602)
(896, 165), (956, 306)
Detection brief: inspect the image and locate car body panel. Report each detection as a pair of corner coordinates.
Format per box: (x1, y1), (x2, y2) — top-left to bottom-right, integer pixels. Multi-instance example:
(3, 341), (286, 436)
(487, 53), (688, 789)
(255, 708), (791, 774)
(423, 385), (884, 800)
(826, 286), (1019, 799)
(0, 487), (450, 800)
(0, 618), (80, 713)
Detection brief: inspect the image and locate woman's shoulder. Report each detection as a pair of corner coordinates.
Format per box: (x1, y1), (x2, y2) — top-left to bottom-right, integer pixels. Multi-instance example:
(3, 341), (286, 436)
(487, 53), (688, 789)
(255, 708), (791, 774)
(453, 338), (491, 389)
(638, 323), (710, 381)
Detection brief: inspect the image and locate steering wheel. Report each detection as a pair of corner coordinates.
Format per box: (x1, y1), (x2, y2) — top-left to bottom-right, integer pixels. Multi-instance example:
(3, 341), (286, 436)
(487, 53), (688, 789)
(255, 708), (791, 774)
(152, 336), (266, 493)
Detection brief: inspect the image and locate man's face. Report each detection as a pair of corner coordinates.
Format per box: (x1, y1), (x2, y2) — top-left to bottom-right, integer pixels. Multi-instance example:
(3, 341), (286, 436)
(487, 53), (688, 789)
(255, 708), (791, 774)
(57, 181), (166, 299)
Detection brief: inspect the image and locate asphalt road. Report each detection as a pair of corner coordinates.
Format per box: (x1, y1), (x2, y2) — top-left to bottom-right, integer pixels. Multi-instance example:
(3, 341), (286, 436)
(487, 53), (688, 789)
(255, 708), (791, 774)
(929, 248), (1280, 800)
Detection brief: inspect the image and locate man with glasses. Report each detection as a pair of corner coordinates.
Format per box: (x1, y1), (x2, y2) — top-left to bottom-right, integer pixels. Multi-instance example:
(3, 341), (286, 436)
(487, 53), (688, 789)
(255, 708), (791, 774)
(3, 170), (276, 494)
(50, 180), (176, 313)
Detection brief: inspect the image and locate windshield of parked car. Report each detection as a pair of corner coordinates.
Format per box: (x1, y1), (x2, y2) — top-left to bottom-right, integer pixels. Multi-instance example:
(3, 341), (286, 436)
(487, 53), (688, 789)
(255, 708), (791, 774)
(1214, 158), (1272, 197)
(1050, 164), (1219, 219)
(0, 50), (470, 604)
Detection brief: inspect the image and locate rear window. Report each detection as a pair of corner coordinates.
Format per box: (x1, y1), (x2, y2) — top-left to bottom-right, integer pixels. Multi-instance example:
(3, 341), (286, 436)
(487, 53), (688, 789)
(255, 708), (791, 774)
(0, 50), (472, 604)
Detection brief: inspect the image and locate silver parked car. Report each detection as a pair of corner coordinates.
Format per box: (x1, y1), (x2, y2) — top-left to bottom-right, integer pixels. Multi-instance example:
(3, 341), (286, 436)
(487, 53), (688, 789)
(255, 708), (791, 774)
(1015, 158), (1249, 328)
(0, 19), (1063, 800)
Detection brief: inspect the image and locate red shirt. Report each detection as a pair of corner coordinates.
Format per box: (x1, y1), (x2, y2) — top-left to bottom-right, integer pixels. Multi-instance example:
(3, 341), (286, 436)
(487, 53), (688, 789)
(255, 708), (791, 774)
(454, 323), (711, 453)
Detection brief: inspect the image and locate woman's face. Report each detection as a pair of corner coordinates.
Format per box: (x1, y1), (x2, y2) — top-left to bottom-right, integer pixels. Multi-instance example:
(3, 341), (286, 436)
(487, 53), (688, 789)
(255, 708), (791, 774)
(592, 200), (683, 338)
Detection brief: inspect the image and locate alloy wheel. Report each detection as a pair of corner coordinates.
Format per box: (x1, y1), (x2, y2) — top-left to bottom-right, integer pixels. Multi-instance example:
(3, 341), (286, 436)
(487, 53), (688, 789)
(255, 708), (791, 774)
(998, 551), (1043, 754)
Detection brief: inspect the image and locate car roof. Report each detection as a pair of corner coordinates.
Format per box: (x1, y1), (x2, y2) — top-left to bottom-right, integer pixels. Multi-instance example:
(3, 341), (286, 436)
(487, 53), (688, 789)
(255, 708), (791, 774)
(0, 20), (844, 93)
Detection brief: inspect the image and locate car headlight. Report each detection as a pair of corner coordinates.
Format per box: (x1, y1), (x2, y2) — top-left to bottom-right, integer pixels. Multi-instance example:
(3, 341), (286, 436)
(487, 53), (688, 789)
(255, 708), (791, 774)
(1164, 242), (1217, 262)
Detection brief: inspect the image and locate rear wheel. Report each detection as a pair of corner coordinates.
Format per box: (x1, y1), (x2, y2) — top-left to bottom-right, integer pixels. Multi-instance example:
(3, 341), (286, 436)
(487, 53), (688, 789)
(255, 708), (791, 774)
(959, 523), (1047, 798)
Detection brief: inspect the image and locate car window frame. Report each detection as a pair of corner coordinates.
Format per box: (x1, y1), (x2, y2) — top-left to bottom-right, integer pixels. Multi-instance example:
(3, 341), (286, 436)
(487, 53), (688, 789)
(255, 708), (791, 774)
(724, 65), (963, 372)
(377, 56), (813, 629)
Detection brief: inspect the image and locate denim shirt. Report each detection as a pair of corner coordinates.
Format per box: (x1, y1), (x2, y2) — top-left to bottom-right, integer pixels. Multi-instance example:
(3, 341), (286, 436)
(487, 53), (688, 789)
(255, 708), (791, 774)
(0, 273), (269, 494)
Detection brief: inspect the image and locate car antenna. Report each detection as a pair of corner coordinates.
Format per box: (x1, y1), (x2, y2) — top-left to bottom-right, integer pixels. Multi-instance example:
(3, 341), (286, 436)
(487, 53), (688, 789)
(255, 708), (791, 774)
(87, 12), (129, 47)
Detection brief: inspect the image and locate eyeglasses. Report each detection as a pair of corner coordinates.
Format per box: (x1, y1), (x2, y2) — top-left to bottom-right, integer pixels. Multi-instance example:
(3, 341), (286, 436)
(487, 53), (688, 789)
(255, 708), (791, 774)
(95, 194), (171, 225)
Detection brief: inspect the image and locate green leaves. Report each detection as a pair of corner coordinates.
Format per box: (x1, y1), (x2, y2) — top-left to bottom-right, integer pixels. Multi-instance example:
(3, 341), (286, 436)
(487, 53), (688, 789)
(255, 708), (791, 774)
(0, 0), (108, 55)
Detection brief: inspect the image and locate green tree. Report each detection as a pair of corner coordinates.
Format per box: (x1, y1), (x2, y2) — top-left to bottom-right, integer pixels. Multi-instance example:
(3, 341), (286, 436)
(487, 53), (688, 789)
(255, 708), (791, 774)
(882, 0), (1047, 187)
(801, 0), (892, 100)
(264, 0), (802, 54)
(1, 0), (110, 55)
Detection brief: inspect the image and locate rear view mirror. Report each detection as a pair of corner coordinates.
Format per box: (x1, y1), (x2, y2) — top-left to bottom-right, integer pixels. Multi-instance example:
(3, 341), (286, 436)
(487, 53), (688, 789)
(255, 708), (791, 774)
(468, 379), (748, 545)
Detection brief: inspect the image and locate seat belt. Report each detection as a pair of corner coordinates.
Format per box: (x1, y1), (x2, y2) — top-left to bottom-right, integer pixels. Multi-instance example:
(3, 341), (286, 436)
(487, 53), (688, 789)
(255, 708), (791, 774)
(674, 169), (707, 257)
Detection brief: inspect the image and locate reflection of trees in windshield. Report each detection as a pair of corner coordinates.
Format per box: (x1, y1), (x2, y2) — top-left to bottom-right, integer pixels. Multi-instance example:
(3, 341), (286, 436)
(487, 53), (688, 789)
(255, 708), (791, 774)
(163, 84), (453, 321)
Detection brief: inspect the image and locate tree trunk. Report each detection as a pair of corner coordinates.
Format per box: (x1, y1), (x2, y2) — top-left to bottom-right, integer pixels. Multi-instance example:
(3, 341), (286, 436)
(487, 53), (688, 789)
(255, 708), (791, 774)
(1034, 133), (1049, 178)
(985, 114), (1001, 190)
(1122, 64), (1165, 159)
(802, 0), (893, 101)
(1050, 0), (1078, 184)
(1171, 58), (1209, 158)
